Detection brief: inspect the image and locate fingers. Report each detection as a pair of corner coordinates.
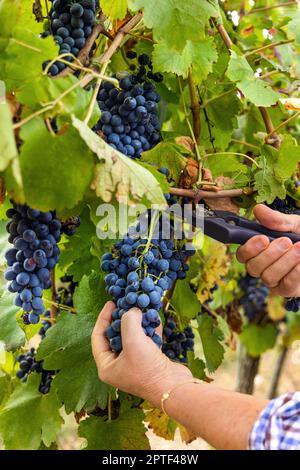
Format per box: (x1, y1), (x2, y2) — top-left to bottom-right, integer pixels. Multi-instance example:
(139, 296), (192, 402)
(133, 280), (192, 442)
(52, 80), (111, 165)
(91, 301), (116, 358)
(272, 264), (300, 297)
(254, 204), (300, 234)
(121, 307), (145, 350)
(236, 235), (270, 264)
(261, 242), (300, 287)
(246, 237), (292, 278)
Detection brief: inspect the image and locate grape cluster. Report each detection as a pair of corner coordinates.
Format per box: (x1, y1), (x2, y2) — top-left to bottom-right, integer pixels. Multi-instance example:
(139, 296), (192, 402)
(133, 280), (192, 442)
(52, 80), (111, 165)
(285, 297), (300, 313)
(93, 52), (162, 159)
(238, 275), (269, 321)
(43, 0), (99, 76)
(162, 317), (195, 363)
(268, 196), (300, 215)
(61, 216), (81, 236)
(101, 225), (194, 352)
(4, 203), (62, 325)
(16, 348), (55, 394)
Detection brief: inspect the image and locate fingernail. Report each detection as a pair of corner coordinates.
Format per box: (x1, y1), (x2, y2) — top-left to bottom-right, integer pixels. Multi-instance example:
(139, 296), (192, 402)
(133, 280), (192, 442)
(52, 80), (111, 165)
(255, 240), (267, 250)
(278, 239), (292, 251)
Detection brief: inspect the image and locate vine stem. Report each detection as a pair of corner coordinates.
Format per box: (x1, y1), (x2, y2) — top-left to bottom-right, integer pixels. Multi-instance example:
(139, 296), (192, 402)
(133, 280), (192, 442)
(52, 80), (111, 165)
(245, 39), (294, 58)
(107, 394), (112, 421)
(187, 69), (201, 144)
(267, 110), (300, 138)
(231, 139), (260, 150)
(50, 269), (57, 323)
(248, 1), (298, 14)
(169, 187), (248, 199)
(84, 62), (109, 125)
(205, 151), (260, 167)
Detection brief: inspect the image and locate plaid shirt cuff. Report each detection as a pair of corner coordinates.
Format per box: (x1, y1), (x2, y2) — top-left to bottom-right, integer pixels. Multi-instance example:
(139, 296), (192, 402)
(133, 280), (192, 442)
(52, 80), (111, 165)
(249, 392), (300, 450)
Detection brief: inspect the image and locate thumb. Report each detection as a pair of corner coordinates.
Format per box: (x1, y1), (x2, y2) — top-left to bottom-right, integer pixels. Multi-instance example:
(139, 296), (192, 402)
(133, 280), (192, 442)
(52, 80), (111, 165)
(254, 204), (300, 235)
(121, 308), (145, 350)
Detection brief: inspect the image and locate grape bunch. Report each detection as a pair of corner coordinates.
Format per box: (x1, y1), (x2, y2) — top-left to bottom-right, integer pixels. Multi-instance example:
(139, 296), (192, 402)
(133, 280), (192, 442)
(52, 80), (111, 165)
(16, 348), (56, 394)
(93, 52), (162, 159)
(268, 196), (300, 215)
(43, 0), (99, 76)
(285, 297), (300, 313)
(238, 275), (269, 321)
(61, 216), (81, 236)
(162, 317), (195, 363)
(101, 223), (194, 352)
(4, 203), (62, 325)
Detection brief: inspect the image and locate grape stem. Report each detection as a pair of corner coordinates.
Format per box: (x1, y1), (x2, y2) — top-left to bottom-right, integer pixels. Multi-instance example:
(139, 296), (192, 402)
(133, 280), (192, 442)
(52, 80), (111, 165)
(50, 269), (57, 323)
(247, 1), (298, 14)
(245, 39), (294, 58)
(169, 187), (250, 199)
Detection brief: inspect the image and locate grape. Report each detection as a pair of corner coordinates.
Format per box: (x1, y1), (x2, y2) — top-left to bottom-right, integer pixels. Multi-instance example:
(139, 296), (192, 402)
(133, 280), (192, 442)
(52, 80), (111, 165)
(102, 217), (193, 352)
(239, 275), (269, 321)
(15, 348), (56, 394)
(162, 317), (194, 363)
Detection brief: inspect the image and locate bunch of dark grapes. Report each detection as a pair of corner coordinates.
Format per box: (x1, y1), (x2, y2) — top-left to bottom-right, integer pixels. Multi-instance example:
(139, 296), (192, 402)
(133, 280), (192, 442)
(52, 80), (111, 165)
(238, 275), (269, 321)
(268, 196), (300, 215)
(94, 52), (162, 159)
(162, 317), (194, 363)
(39, 276), (77, 338)
(61, 216), (81, 236)
(16, 348), (56, 394)
(4, 203), (61, 325)
(43, 0), (99, 76)
(101, 222), (194, 352)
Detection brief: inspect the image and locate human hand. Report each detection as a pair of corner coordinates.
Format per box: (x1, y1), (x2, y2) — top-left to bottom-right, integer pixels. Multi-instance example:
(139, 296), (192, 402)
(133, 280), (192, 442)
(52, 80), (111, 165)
(91, 301), (192, 408)
(236, 204), (300, 297)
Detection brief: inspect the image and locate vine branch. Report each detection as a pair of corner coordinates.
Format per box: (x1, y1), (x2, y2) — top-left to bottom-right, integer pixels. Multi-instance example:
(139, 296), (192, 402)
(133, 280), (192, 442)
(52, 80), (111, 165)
(245, 39), (294, 58)
(248, 1), (298, 14)
(187, 69), (201, 144)
(169, 187), (249, 199)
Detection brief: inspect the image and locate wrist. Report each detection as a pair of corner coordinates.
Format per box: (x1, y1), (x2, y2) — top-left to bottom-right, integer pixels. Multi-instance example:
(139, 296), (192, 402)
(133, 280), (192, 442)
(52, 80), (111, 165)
(142, 360), (193, 409)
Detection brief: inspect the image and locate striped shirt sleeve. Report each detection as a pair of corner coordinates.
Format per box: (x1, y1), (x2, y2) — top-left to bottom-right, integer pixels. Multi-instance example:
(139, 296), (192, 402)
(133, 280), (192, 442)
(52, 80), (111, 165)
(249, 392), (300, 450)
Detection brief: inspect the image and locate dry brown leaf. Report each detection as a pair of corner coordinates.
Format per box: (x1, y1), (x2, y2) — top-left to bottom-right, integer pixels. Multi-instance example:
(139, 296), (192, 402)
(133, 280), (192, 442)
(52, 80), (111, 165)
(175, 136), (195, 153)
(179, 158), (199, 189)
(205, 176), (240, 213)
(178, 424), (197, 445)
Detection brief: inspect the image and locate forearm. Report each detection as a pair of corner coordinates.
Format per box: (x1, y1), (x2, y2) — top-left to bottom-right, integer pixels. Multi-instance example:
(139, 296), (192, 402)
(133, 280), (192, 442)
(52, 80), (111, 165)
(151, 378), (268, 450)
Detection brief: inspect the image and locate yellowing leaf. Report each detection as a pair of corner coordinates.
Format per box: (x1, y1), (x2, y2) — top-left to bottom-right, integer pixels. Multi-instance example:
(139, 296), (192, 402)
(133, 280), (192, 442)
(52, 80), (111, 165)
(143, 403), (177, 441)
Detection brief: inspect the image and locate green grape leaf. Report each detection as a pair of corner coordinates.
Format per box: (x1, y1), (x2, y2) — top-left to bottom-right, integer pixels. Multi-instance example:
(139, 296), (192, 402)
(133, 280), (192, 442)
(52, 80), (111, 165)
(141, 142), (187, 182)
(254, 156), (286, 204)
(72, 116), (166, 207)
(59, 208), (101, 282)
(197, 313), (225, 373)
(227, 51), (279, 107)
(7, 119), (94, 212)
(200, 91), (241, 150)
(275, 134), (300, 180)
(0, 291), (25, 351)
(128, 0), (218, 48)
(287, 11), (300, 46)
(37, 272), (112, 413)
(0, 101), (18, 172)
(171, 279), (202, 326)
(239, 323), (277, 357)
(0, 374), (63, 450)
(0, 374), (13, 410)
(101, 0), (128, 20)
(79, 400), (150, 450)
(153, 38), (217, 79)
(187, 353), (207, 381)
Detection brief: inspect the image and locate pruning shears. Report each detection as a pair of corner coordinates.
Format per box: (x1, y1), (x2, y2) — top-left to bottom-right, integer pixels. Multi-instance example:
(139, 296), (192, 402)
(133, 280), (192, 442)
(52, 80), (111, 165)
(201, 209), (300, 245)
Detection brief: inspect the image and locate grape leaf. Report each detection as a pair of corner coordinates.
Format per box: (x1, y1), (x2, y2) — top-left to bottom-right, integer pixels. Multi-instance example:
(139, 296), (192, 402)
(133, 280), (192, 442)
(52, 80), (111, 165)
(7, 119), (94, 212)
(79, 400), (150, 450)
(197, 313), (225, 373)
(0, 374), (63, 450)
(101, 0), (128, 20)
(143, 403), (177, 441)
(239, 323), (277, 357)
(200, 90), (241, 150)
(187, 352), (208, 381)
(128, 0), (218, 48)
(37, 272), (112, 413)
(141, 142), (186, 182)
(287, 11), (300, 46)
(254, 156), (286, 204)
(0, 291), (25, 351)
(0, 102), (18, 172)
(275, 134), (300, 181)
(72, 116), (166, 207)
(171, 279), (202, 326)
(59, 208), (102, 282)
(226, 51), (279, 107)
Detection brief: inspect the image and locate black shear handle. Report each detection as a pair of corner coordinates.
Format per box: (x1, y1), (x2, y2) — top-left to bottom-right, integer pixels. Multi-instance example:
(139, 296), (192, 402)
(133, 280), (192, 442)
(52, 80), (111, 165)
(215, 211), (300, 244)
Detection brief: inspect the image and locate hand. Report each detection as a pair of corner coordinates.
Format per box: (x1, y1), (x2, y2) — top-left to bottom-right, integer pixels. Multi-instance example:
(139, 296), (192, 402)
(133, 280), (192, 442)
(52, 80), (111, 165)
(91, 302), (192, 408)
(237, 204), (300, 297)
